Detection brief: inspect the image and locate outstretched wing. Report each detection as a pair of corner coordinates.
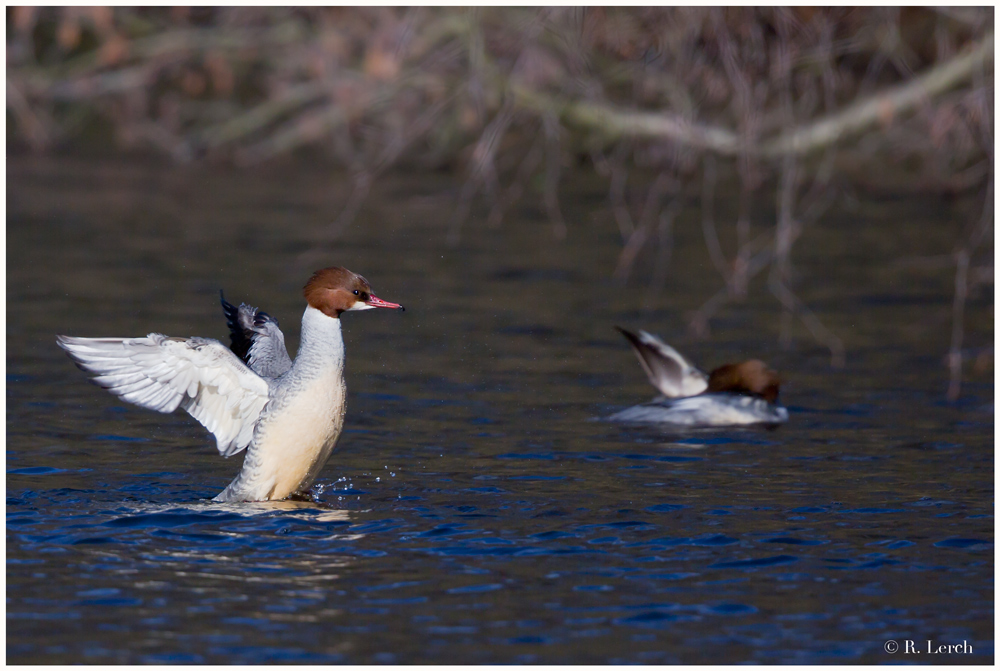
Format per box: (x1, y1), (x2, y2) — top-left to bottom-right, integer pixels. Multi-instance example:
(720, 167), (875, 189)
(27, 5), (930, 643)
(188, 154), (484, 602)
(220, 291), (293, 379)
(57, 334), (270, 457)
(616, 326), (709, 398)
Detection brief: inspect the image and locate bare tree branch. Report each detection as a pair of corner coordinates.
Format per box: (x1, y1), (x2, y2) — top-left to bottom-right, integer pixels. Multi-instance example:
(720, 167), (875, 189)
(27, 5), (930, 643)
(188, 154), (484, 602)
(511, 30), (994, 159)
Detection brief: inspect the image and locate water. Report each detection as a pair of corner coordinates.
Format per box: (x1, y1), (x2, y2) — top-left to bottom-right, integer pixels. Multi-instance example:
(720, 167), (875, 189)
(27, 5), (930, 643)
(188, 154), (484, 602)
(7, 156), (994, 664)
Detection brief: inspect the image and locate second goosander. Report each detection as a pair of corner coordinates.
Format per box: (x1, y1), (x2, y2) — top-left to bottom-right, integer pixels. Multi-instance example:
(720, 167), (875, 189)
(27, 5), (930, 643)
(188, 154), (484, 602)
(609, 326), (788, 427)
(57, 266), (404, 502)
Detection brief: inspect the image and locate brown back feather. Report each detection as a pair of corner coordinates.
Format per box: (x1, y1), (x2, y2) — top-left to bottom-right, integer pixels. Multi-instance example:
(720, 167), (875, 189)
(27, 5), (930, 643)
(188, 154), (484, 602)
(707, 360), (780, 403)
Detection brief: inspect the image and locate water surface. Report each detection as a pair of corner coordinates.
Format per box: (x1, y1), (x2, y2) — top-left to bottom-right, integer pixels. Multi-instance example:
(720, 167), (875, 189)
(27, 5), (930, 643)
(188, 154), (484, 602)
(7, 156), (993, 663)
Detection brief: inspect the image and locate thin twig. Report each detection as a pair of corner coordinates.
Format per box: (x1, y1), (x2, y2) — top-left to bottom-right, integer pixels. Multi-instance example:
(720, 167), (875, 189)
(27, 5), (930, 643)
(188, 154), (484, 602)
(6, 79), (51, 149)
(447, 97), (516, 245)
(613, 171), (674, 283)
(542, 111), (567, 240)
(643, 197), (682, 306)
(769, 154), (846, 366)
(946, 170), (993, 399)
(774, 154), (798, 347)
(768, 273), (847, 367)
(688, 238), (776, 337)
(700, 155), (732, 285)
(200, 82), (329, 150)
(946, 249), (970, 401)
(328, 95), (452, 236)
(499, 131), (544, 217)
(608, 142), (635, 242)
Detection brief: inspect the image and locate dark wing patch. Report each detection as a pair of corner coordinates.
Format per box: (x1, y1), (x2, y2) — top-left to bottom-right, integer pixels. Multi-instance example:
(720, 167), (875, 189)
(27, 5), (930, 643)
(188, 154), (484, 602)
(220, 290), (253, 364)
(220, 290), (293, 379)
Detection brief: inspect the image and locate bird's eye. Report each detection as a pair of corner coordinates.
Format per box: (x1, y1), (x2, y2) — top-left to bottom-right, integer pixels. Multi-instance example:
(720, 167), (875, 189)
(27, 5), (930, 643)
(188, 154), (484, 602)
(353, 290), (359, 295)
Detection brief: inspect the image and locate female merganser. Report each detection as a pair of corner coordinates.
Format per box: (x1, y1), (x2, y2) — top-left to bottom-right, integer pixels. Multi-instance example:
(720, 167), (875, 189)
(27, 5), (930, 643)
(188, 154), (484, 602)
(57, 266), (403, 502)
(609, 326), (788, 427)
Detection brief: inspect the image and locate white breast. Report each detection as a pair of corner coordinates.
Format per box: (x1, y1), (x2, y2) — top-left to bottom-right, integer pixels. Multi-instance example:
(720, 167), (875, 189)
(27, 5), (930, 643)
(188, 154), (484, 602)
(251, 373), (347, 500)
(609, 394), (788, 427)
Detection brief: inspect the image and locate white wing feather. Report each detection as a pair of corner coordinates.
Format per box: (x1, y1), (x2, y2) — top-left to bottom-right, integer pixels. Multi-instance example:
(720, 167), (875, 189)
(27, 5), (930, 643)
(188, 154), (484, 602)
(617, 327), (709, 398)
(57, 334), (270, 457)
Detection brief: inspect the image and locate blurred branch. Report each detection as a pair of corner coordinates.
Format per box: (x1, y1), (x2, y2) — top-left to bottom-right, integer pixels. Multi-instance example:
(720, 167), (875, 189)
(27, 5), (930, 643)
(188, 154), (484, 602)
(237, 106), (347, 164)
(329, 94), (453, 235)
(699, 155), (732, 285)
(511, 30), (994, 159)
(38, 24), (306, 80)
(448, 98), (517, 244)
(772, 154), (846, 367)
(762, 30), (994, 157)
(946, 170), (994, 401)
(542, 111), (567, 240)
(612, 171), (677, 283)
(688, 237), (776, 337)
(27, 64), (155, 101)
(513, 83), (741, 154)
(201, 82), (329, 151)
(643, 200), (680, 307)
(946, 249), (971, 401)
(6, 80), (51, 149)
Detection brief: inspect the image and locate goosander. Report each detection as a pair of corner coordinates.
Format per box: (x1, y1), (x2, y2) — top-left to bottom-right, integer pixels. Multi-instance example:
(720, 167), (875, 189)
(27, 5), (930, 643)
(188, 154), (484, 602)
(56, 266), (403, 502)
(609, 326), (788, 427)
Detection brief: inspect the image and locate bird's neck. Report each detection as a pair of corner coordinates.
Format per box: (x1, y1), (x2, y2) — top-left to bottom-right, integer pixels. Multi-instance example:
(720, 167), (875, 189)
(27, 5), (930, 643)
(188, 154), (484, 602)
(292, 306), (345, 374)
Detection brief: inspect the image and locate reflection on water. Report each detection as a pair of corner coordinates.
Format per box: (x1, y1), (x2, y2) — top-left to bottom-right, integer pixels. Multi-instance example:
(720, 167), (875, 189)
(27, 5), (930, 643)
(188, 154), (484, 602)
(7, 157), (993, 664)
